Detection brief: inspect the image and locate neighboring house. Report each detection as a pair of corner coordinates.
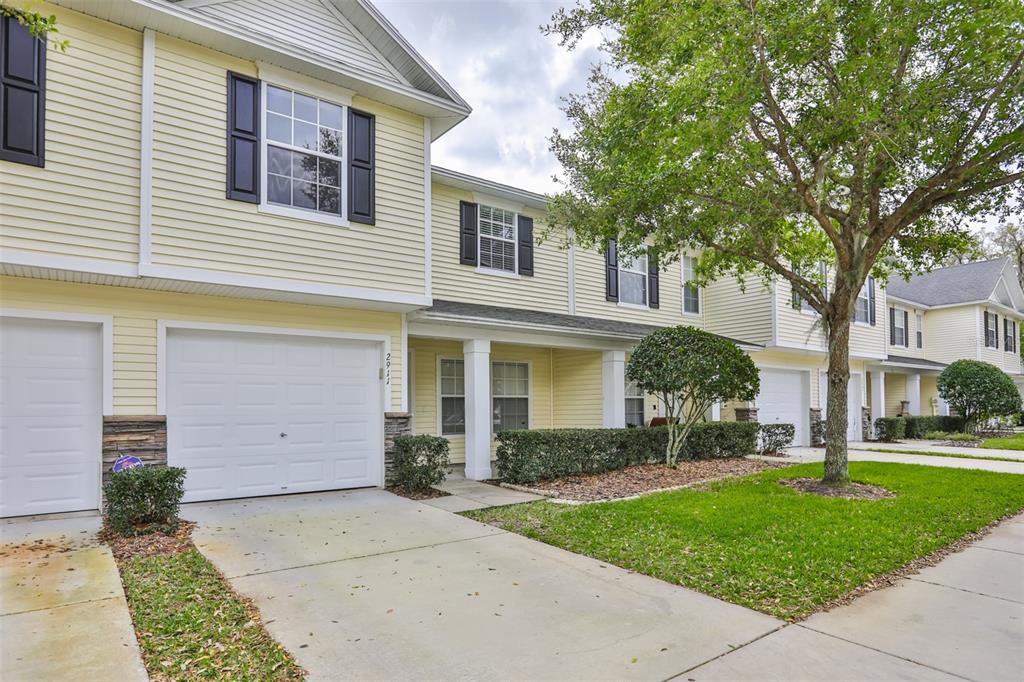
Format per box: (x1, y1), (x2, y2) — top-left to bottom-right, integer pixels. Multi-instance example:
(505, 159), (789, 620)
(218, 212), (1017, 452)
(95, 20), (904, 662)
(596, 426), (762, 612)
(0, 1), (1018, 518)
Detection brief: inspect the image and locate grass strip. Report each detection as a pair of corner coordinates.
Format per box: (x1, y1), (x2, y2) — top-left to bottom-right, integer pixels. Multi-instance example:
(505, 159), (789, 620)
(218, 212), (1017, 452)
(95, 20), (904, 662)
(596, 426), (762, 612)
(980, 433), (1024, 451)
(119, 548), (303, 681)
(466, 462), (1024, 621)
(862, 447), (1023, 463)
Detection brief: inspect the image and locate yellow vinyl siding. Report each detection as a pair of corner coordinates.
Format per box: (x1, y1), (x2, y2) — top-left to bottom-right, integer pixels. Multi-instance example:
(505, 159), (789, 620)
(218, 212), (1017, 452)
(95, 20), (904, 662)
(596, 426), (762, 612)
(430, 184), (568, 312)
(574, 248), (695, 327)
(887, 304), (925, 358)
(0, 4), (141, 264)
(922, 306), (980, 366)
(703, 274), (773, 345)
(0, 276), (404, 413)
(884, 373), (908, 417)
(552, 349), (604, 428)
(774, 277), (885, 358)
(978, 306), (1022, 374)
(149, 35), (425, 295)
(921, 375), (940, 415)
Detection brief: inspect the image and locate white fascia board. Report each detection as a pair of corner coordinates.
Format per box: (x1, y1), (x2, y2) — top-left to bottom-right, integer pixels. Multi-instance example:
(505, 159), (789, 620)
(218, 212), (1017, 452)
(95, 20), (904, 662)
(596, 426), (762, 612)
(431, 166), (548, 210)
(408, 320), (636, 351)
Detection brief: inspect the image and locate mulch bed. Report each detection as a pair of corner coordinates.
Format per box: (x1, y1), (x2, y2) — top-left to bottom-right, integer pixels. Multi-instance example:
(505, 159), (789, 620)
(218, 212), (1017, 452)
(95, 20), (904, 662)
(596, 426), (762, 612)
(780, 478), (895, 500)
(98, 520), (196, 562)
(387, 485), (451, 500)
(525, 458), (788, 502)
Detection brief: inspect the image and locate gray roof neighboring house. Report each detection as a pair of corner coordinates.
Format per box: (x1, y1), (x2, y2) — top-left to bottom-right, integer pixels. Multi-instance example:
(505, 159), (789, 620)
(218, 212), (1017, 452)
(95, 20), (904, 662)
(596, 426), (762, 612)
(883, 355), (947, 370)
(416, 299), (760, 347)
(886, 258), (1012, 308)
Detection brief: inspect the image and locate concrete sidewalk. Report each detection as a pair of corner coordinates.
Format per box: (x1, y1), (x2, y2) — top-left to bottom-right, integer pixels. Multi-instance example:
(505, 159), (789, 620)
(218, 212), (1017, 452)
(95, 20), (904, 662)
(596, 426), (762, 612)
(0, 515), (147, 682)
(782, 446), (1024, 474)
(848, 439), (1024, 460)
(688, 513), (1024, 681)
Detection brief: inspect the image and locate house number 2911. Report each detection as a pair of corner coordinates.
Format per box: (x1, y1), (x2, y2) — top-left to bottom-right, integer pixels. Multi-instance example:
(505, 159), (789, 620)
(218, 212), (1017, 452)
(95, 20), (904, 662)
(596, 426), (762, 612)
(383, 352), (391, 386)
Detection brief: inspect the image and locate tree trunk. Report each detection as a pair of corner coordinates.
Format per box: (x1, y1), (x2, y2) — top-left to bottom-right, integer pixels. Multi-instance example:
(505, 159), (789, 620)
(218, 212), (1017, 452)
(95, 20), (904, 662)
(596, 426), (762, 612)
(823, 312), (852, 485)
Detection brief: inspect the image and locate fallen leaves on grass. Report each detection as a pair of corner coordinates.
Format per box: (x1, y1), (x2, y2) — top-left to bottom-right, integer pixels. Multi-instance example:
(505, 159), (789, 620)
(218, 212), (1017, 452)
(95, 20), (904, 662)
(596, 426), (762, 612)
(526, 458), (787, 501)
(99, 520), (196, 561)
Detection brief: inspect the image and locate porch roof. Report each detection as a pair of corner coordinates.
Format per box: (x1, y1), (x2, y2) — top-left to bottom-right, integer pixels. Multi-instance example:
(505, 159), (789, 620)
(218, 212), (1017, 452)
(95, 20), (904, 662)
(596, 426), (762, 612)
(882, 355), (948, 370)
(415, 299), (761, 347)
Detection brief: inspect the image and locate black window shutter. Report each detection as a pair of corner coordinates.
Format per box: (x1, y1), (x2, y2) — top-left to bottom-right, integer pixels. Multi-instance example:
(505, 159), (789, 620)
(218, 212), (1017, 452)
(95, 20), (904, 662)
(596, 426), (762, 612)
(517, 215), (534, 276)
(902, 310), (909, 347)
(459, 201), (478, 266)
(868, 277), (876, 325)
(889, 307), (895, 346)
(647, 248), (659, 309)
(605, 239), (619, 302)
(994, 313), (999, 349)
(0, 16), (46, 166)
(348, 108), (375, 224)
(226, 72), (260, 203)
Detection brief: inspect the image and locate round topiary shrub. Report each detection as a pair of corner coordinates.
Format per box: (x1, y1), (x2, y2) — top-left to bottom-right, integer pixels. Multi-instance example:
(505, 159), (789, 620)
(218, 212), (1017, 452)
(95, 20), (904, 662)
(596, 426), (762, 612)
(937, 360), (1021, 433)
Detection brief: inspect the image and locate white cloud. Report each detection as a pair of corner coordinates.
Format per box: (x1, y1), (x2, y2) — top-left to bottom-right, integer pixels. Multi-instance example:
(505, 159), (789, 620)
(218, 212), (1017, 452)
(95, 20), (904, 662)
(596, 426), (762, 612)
(375, 0), (600, 194)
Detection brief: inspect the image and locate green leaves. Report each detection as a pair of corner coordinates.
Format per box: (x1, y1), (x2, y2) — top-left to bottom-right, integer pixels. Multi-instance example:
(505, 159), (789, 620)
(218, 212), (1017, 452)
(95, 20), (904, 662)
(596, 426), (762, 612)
(938, 359), (1022, 431)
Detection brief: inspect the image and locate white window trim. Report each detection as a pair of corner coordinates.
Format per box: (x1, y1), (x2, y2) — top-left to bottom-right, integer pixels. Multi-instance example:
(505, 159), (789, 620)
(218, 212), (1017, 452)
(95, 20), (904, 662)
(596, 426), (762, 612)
(916, 312), (924, 349)
(476, 204), (519, 275)
(258, 80), (350, 228)
(984, 311), (999, 348)
(437, 356), (466, 438)
(681, 254), (701, 316)
(892, 307), (908, 347)
(491, 360), (532, 431)
(618, 252), (649, 308)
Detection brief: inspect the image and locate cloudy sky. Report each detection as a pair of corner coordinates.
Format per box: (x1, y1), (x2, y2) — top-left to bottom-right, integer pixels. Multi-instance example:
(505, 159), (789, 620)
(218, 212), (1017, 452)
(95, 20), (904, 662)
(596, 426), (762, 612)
(375, 0), (600, 194)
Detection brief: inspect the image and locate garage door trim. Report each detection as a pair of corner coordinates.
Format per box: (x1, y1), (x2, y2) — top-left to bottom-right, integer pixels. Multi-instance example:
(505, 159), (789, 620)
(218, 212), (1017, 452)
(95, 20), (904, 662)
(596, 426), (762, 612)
(755, 364), (811, 446)
(1, 308), (113, 414)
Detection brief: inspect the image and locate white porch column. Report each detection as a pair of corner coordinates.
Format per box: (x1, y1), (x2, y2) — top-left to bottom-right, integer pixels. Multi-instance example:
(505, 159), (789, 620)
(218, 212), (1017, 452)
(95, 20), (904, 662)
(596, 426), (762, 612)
(870, 370), (886, 426)
(463, 339), (492, 480)
(906, 373), (922, 416)
(602, 350), (626, 428)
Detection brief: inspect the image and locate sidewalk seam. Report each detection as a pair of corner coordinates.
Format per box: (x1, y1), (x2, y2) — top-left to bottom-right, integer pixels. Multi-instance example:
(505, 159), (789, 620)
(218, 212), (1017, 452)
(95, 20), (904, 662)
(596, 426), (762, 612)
(1, 593), (121, 617)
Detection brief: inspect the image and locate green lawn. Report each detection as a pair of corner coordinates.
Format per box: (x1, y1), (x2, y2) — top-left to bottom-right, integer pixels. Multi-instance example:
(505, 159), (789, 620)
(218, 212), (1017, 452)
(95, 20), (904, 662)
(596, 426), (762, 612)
(981, 432), (1024, 451)
(120, 549), (303, 681)
(864, 447), (1023, 463)
(466, 462), (1024, 621)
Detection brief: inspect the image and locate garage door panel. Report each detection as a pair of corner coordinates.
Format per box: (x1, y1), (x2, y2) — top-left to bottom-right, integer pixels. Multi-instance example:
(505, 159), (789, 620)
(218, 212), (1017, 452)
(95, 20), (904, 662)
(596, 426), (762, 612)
(0, 317), (102, 517)
(757, 369), (809, 447)
(168, 329), (383, 502)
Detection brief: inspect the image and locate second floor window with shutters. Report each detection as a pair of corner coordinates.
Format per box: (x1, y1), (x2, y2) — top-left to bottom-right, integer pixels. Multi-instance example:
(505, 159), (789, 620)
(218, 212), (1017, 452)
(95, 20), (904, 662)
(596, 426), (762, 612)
(619, 253), (648, 306)
(682, 255), (700, 314)
(1004, 319), (1017, 353)
(855, 284), (871, 323)
(916, 313), (923, 349)
(264, 85), (345, 217)
(984, 312), (999, 348)
(478, 205), (517, 272)
(891, 307), (908, 346)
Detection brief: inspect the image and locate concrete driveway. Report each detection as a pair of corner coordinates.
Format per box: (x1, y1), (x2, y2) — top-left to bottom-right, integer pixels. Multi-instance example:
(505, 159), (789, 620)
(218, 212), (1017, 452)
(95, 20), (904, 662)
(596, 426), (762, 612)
(186, 489), (781, 680)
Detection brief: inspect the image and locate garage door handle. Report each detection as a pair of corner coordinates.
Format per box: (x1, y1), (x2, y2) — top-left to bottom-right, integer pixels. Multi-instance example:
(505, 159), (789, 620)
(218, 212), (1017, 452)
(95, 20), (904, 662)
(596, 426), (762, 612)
(280, 432), (288, 438)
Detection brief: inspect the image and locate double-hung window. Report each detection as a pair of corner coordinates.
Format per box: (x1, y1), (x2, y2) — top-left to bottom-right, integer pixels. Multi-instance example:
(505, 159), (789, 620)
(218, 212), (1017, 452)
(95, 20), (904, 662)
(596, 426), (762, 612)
(619, 253), (648, 306)
(891, 308), (908, 346)
(1005, 318), (1017, 353)
(492, 362), (529, 431)
(682, 255), (700, 314)
(985, 312), (999, 348)
(625, 380), (645, 427)
(916, 313), (924, 349)
(478, 205), (517, 273)
(439, 359), (465, 435)
(264, 84), (345, 218)
(854, 285), (871, 323)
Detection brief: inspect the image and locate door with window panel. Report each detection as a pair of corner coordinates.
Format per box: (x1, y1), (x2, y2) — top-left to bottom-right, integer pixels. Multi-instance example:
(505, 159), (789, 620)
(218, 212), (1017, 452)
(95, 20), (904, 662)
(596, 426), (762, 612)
(265, 85), (345, 216)
(492, 362), (529, 431)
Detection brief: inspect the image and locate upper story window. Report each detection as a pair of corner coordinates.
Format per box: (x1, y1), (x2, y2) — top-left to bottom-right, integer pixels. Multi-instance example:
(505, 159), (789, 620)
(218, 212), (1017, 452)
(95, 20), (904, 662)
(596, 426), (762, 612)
(682, 255), (700, 314)
(854, 282), (872, 323)
(264, 85), (345, 218)
(439, 358), (465, 436)
(492, 361), (529, 431)
(916, 313), (923, 349)
(1004, 318), (1017, 353)
(625, 380), (645, 427)
(619, 253), (648, 306)
(984, 311), (999, 348)
(478, 205), (517, 273)
(890, 307), (908, 347)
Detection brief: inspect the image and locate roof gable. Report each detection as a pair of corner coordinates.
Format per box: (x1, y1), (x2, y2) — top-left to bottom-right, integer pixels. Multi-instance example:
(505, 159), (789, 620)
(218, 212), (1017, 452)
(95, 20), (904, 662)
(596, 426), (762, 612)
(886, 258), (1018, 309)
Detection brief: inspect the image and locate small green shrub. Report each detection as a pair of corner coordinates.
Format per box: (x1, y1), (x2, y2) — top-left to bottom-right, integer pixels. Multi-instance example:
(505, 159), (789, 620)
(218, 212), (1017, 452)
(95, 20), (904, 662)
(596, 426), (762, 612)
(938, 360), (1022, 432)
(903, 415), (966, 439)
(922, 430), (949, 440)
(758, 423), (796, 455)
(104, 466), (186, 536)
(946, 432), (981, 442)
(874, 417), (906, 442)
(495, 422), (758, 484)
(391, 435), (450, 490)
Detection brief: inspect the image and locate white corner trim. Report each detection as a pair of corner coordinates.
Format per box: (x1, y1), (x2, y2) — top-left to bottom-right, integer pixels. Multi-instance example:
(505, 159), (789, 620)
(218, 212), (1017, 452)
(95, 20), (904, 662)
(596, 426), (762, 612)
(400, 312), (409, 412)
(770, 279), (779, 347)
(567, 237), (577, 315)
(1, 308), (114, 415)
(155, 319), (392, 415)
(136, 262), (431, 307)
(423, 117), (432, 297)
(1, 249), (140, 278)
(139, 28), (156, 266)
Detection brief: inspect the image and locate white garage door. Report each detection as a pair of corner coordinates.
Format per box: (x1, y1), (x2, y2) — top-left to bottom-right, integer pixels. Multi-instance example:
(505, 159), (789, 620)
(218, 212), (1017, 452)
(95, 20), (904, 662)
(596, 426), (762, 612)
(821, 373), (863, 442)
(757, 368), (809, 446)
(167, 328), (383, 503)
(1, 317), (102, 517)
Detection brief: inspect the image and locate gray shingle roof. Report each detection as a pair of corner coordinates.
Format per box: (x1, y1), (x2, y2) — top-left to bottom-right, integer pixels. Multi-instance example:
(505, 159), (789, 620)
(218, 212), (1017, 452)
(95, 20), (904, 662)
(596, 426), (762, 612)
(883, 355), (947, 369)
(886, 258), (1009, 307)
(418, 299), (760, 347)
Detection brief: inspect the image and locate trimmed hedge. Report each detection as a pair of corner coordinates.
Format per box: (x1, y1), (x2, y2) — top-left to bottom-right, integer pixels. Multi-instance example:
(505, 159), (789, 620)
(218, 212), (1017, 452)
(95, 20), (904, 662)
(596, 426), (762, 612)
(874, 417), (906, 442)
(495, 422), (759, 484)
(391, 435), (449, 490)
(758, 423), (796, 455)
(902, 415), (966, 439)
(104, 466), (186, 536)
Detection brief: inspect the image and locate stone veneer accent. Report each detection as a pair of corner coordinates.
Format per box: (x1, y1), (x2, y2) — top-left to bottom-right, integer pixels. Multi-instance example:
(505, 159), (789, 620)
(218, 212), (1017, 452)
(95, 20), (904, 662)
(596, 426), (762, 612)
(809, 408), (824, 446)
(102, 416), (167, 488)
(734, 407), (758, 422)
(384, 412), (413, 483)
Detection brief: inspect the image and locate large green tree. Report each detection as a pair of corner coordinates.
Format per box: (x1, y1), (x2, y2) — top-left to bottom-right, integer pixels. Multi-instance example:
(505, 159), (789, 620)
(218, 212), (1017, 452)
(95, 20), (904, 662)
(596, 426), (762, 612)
(545, 0), (1024, 484)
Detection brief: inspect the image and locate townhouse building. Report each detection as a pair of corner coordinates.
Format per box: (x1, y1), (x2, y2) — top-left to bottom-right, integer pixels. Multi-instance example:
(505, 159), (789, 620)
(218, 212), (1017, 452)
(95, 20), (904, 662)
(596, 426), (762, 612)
(1, 0), (1020, 518)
